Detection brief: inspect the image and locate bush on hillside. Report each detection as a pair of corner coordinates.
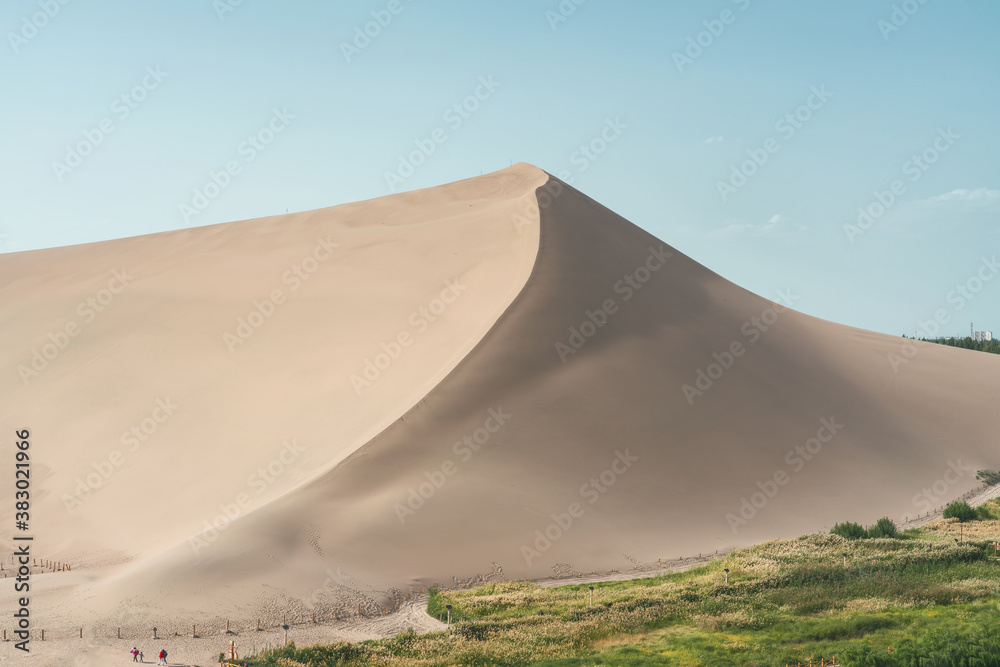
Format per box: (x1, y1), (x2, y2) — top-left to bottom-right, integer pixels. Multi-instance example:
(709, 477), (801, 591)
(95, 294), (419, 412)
(831, 518), (899, 540)
(944, 501), (977, 523)
(831, 521), (866, 540)
(976, 469), (1000, 486)
(975, 503), (998, 520)
(866, 517), (898, 539)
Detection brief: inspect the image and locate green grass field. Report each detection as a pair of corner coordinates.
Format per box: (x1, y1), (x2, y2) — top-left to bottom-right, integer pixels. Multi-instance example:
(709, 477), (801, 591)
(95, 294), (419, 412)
(244, 505), (1000, 666)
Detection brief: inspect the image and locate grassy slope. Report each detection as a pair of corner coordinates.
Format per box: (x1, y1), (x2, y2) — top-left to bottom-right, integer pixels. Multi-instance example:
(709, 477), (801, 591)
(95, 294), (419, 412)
(246, 503), (1000, 667)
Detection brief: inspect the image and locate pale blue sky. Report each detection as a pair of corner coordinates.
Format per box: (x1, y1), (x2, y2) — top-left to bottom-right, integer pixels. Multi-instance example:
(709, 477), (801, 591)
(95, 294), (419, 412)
(2, 0), (997, 337)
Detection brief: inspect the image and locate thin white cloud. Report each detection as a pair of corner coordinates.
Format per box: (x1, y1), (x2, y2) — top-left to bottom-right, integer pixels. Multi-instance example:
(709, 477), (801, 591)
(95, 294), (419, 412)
(929, 188), (1000, 203)
(877, 188), (1000, 238)
(711, 220), (753, 238)
(710, 214), (803, 239)
(703, 135), (724, 144)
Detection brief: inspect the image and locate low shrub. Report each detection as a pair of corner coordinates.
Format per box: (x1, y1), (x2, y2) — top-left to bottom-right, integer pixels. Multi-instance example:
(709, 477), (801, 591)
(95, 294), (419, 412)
(977, 469), (1000, 486)
(831, 518), (899, 539)
(944, 501), (977, 523)
(867, 517), (898, 539)
(831, 521), (866, 540)
(976, 503), (999, 520)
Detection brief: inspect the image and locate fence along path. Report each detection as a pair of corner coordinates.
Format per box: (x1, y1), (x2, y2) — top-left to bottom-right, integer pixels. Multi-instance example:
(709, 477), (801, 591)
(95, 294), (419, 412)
(899, 480), (1000, 530)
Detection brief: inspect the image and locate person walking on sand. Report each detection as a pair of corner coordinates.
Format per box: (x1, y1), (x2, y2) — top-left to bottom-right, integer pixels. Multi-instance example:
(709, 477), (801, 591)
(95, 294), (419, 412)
(158, 648), (166, 665)
(139, 651), (144, 663)
(132, 647), (139, 662)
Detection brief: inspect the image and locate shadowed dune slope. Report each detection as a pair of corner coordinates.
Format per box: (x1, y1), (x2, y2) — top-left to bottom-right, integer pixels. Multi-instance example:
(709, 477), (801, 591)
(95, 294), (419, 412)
(95, 167), (1000, 619)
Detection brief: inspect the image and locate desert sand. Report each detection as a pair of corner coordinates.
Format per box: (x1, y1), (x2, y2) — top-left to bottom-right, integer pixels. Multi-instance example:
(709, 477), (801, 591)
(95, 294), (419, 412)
(2, 163), (999, 664)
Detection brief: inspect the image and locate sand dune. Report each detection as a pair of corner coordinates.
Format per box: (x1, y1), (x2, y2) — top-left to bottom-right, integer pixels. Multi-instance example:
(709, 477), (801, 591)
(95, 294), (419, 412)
(2, 163), (999, 641)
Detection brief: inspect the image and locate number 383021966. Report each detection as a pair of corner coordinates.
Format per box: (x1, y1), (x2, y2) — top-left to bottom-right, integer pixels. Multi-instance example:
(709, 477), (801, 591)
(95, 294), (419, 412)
(15, 429), (31, 526)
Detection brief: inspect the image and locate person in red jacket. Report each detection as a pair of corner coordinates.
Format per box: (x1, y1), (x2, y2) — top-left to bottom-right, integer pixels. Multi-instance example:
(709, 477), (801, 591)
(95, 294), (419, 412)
(158, 649), (167, 665)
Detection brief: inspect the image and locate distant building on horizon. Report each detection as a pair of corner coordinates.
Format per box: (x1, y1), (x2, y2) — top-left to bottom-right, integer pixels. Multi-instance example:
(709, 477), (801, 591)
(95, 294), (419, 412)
(973, 330), (993, 342)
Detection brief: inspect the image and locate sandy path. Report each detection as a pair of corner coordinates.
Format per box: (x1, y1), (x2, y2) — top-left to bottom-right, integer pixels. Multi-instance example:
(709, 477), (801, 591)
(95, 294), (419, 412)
(330, 595), (447, 641)
(534, 550), (735, 589)
(0, 596), (445, 667)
